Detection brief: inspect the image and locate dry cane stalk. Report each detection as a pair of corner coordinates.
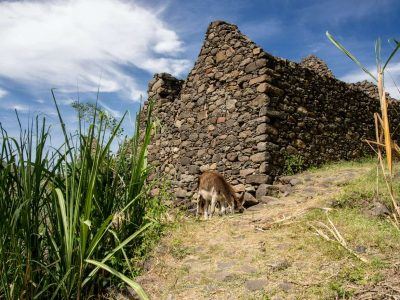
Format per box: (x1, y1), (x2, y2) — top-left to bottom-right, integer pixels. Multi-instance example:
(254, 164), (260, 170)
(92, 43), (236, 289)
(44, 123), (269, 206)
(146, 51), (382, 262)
(311, 211), (369, 263)
(374, 75), (400, 225)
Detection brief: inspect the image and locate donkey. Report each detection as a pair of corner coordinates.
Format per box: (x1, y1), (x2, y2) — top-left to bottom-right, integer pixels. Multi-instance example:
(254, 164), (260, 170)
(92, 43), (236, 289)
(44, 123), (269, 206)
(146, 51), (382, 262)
(197, 171), (245, 219)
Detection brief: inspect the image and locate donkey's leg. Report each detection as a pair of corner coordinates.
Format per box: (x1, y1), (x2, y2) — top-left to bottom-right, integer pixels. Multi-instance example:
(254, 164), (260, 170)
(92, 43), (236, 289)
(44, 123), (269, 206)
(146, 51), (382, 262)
(203, 199), (209, 220)
(196, 196), (200, 218)
(220, 201), (226, 215)
(209, 193), (218, 218)
(229, 199), (235, 214)
(197, 195), (205, 218)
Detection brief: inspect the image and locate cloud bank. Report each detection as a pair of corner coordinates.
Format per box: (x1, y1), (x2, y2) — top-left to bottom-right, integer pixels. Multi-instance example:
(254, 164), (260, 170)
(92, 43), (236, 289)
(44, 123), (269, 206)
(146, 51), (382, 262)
(341, 63), (400, 99)
(0, 88), (7, 99)
(0, 0), (191, 101)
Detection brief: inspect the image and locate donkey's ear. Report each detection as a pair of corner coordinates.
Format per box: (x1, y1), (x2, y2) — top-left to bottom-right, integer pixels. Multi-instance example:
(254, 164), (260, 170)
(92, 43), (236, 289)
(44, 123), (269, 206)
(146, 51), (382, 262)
(236, 192), (245, 213)
(239, 191), (245, 203)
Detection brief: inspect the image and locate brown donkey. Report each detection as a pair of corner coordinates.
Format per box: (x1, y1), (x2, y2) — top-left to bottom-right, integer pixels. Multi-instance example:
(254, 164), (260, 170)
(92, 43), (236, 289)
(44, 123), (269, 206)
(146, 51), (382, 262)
(197, 171), (245, 219)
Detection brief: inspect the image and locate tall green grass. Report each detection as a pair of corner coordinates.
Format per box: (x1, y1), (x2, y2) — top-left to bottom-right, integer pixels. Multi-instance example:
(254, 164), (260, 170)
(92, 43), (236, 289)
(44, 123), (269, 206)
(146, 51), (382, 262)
(0, 95), (160, 299)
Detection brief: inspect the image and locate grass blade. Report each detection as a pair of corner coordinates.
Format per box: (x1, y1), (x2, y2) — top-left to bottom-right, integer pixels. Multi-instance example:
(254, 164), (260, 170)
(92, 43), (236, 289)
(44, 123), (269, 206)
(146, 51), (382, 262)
(86, 259), (149, 300)
(326, 31), (377, 81)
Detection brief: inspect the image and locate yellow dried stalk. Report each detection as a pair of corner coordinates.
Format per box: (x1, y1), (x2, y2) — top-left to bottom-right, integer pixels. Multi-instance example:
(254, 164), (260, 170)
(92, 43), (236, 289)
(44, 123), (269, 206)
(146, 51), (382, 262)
(377, 71), (393, 176)
(311, 211), (369, 263)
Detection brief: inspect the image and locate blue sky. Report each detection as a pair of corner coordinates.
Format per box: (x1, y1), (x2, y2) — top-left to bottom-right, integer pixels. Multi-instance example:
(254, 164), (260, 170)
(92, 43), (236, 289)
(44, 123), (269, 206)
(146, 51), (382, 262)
(0, 0), (399, 146)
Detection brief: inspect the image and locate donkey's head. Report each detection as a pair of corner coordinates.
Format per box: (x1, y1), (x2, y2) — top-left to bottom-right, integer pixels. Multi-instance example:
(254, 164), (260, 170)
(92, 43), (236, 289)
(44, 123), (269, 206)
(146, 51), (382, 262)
(234, 192), (245, 213)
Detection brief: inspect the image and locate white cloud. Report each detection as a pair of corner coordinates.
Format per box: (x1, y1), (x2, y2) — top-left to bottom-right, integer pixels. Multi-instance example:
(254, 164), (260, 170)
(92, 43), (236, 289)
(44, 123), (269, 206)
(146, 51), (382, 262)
(0, 0), (191, 101)
(341, 62), (400, 99)
(7, 104), (29, 112)
(0, 88), (7, 98)
(99, 100), (122, 118)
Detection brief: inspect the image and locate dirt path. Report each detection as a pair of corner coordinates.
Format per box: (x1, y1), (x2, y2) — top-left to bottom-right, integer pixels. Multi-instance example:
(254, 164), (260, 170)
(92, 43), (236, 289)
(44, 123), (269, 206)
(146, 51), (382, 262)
(137, 166), (371, 299)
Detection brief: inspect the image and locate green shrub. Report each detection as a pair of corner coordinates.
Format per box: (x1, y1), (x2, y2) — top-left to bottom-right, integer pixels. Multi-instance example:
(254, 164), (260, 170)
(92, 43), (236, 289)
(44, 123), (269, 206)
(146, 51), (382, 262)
(0, 94), (162, 299)
(283, 154), (304, 175)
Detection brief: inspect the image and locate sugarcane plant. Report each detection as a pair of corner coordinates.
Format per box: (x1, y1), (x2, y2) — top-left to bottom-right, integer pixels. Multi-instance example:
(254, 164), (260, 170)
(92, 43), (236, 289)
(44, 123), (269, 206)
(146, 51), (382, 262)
(0, 92), (157, 299)
(326, 32), (400, 229)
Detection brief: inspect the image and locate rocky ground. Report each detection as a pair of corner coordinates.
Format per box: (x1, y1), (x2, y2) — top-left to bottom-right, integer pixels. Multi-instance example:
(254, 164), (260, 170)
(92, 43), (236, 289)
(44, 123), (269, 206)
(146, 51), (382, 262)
(133, 162), (400, 299)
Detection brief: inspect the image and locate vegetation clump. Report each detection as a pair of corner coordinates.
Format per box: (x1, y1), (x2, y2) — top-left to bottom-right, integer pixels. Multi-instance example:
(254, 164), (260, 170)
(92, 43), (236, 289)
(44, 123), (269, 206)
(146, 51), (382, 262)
(0, 94), (165, 299)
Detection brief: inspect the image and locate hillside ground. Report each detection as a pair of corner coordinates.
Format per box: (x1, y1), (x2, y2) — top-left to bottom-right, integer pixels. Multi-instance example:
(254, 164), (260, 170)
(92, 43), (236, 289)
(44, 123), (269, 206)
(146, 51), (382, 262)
(136, 159), (400, 299)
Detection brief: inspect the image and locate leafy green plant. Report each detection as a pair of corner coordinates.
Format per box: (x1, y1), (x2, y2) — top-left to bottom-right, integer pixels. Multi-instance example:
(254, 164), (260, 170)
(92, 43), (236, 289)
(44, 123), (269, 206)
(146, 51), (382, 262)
(283, 154), (304, 175)
(71, 101), (124, 137)
(0, 92), (160, 299)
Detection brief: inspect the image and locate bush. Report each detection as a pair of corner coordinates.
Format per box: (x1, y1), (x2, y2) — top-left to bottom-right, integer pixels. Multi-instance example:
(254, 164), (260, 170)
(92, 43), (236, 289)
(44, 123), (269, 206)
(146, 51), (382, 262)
(0, 95), (161, 299)
(283, 154), (304, 175)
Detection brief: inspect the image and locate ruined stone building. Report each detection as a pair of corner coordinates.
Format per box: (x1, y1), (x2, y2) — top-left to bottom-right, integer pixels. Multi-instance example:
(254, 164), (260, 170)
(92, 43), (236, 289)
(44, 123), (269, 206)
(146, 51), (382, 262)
(142, 20), (399, 207)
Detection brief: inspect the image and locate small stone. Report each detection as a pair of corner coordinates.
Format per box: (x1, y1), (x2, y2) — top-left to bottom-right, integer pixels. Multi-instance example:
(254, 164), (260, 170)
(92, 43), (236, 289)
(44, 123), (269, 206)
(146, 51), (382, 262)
(205, 56), (214, 64)
(279, 281), (293, 292)
(227, 152), (238, 161)
(198, 84), (206, 93)
(355, 245), (367, 253)
(175, 119), (182, 128)
(214, 271), (235, 281)
(245, 279), (267, 291)
(244, 58), (267, 73)
(198, 111), (207, 121)
(289, 178), (301, 186)
(297, 106), (308, 114)
(256, 82), (268, 93)
(257, 142), (267, 151)
(250, 153), (265, 162)
(232, 54), (243, 63)
(249, 74), (269, 85)
(217, 261), (235, 270)
(265, 110), (285, 119)
(243, 192), (258, 206)
(238, 155), (249, 162)
(207, 124), (215, 131)
(200, 165), (210, 172)
(260, 196), (280, 204)
(256, 184), (268, 198)
(217, 116), (226, 123)
(270, 259), (291, 271)
(180, 157), (191, 166)
(259, 163), (268, 173)
(150, 188), (160, 196)
(239, 130), (251, 138)
(251, 94), (269, 107)
(256, 123), (267, 135)
(206, 85), (216, 94)
(265, 124), (278, 135)
(246, 203), (266, 211)
(188, 165), (200, 174)
(151, 79), (163, 91)
(216, 51), (227, 63)
(181, 94), (191, 101)
(233, 184), (246, 192)
(369, 202), (390, 217)
(240, 265), (257, 274)
(240, 168), (255, 176)
(295, 139), (306, 149)
(175, 188), (187, 198)
(246, 174), (269, 184)
(226, 99), (237, 111)
(166, 294), (174, 300)
(181, 174), (195, 183)
(286, 145), (298, 155)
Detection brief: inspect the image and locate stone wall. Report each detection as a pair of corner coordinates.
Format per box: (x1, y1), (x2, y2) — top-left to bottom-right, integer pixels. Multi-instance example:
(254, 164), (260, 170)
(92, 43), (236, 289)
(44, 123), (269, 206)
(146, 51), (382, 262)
(142, 20), (400, 207)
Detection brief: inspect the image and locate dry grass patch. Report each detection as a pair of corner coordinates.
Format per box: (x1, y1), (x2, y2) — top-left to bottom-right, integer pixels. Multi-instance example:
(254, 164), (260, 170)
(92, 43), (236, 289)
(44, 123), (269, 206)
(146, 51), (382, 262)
(138, 160), (400, 299)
